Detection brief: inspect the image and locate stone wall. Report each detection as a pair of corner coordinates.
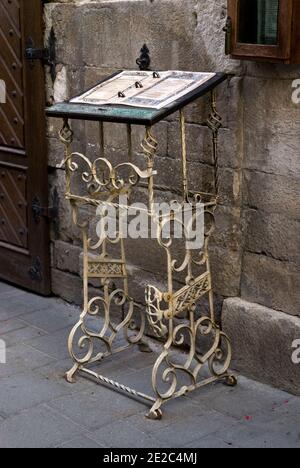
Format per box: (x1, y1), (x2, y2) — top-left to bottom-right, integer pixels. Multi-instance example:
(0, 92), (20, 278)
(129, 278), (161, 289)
(44, 0), (300, 392)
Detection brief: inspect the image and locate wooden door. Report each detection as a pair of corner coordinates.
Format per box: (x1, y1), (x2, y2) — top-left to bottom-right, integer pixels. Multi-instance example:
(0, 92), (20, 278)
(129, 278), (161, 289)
(0, 0), (50, 295)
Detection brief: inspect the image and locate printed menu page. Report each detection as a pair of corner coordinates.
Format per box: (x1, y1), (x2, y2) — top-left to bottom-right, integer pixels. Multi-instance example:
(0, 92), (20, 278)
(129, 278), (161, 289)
(71, 71), (216, 109)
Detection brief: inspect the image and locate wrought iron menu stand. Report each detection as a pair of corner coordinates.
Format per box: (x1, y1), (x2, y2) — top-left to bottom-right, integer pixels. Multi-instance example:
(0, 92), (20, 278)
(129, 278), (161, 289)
(47, 72), (237, 420)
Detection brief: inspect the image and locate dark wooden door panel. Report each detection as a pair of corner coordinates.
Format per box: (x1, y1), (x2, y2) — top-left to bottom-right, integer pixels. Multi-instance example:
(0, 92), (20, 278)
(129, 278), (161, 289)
(0, 0), (24, 149)
(0, 0), (50, 295)
(0, 165), (27, 248)
(3, 0), (20, 23)
(0, 8), (22, 58)
(0, 61), (24, 118)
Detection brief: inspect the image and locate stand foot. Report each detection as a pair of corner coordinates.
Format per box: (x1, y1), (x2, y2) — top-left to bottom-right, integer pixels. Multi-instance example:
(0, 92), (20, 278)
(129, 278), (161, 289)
(66, 363), (80, 383)
(224, 374), (238, 387)
(146, 399), (163, 420)
(146, 408), (163, 421)
(138, 342), (153, 353)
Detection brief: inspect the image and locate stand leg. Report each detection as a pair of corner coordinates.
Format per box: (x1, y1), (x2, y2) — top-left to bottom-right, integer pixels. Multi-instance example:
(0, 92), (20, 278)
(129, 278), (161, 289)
(146, 401), (163, 421)
(138, 342), (153, 353)
(224, 374), (238, 387)
(60, 120), (154, 388)
(66, 363), (81, 383)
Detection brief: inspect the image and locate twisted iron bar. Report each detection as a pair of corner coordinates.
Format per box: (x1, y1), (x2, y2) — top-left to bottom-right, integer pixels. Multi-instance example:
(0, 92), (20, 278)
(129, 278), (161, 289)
(80, 367), (155, 403)
(207, 90), (222, 199)
(141, 127), (158, 159)
(141, 127), (158, 213)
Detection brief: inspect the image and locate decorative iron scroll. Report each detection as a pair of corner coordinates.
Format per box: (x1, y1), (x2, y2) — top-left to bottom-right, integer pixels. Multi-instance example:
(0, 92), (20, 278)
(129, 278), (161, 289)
(88, 259), (126, 278)
(173, 273), (211, 316)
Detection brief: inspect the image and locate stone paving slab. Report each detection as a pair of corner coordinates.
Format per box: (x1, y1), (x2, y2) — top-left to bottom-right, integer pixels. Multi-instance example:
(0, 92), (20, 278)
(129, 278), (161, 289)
(0, 404), (88, 448)
(0, 371), (78, 417)
(153, 410), (239, 447)
(187, 376), (294, 422)
(57, 435), (105, 449)
(3, 325), (47, 348)
(0, 344), (56, 379)
(19, 303), (79, 334)
(184, 435), (235, 448)
(28, 327), (72, 360)
(209, 419), (300, 449)
(0, 283), (20, 295)
(0, 318), (27, 335)
(47, 387), (147, 431)
(0, 292), (58, 321)
(0, 282), (299, 448)
(88, 418), (168, 449)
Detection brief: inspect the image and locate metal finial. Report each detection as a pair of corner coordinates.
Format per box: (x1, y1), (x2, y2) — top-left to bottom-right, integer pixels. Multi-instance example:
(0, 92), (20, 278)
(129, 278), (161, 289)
(136, 44), (151, 71)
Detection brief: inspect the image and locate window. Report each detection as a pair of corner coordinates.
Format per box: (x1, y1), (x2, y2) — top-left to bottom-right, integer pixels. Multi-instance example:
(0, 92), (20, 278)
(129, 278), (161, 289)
(226, 0), (300, 64)
(238, 0), (279, 45)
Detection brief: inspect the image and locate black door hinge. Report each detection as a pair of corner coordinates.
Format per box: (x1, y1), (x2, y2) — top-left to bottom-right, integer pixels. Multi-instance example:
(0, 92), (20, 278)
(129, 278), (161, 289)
(25, 28), (56, 82)
(32, 187), (59, 224)
(28, 257), (42, 282)
(223, 17), (233, 55)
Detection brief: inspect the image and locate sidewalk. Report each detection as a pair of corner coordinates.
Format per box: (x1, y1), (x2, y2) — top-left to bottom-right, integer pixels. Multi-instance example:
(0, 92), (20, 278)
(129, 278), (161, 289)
(0, 281), (299, 448)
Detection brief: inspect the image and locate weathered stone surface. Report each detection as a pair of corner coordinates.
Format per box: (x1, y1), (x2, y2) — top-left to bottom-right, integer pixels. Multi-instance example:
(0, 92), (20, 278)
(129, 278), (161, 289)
(52, 240), (81, 275)
(244, 209), (300, 263)
(51, 268), (83, 305)
(48, 170), (82, 244)
(223, 298), (300, 396)
(212, 205), (243, 252)
(241, 253), (300, 317)
(210, 246), (242, 298)
(243, 170), (300, 220)
(243, 77), (300, 178)
(184, 77), (244, 131)
(168, 123), (241, 170)
(84, 118), (168, 161)
(47, 137), (64, 168)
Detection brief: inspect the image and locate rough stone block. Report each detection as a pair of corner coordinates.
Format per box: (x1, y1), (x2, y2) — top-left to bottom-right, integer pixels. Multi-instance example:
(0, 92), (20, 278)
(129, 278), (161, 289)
(47, 0), (242, 73)
(48, 170), (82, 244)
(210, 246), (242, 297)
(51, 268), (83, 305)
(212, 205), (243, 252)
(241, 253), (300, 317)
(184, 77), (243, 132)
(50, 2), (83, 68)
(53, 240), (81, 275)
(223, 298), (300, 396)
(243, 77), (300, 178)
(243, 170), (300, 220)
(168, 122), (241, 170)
(47, 137), (64, 168)
(84, 117), (168, 161)
(244, 209), (300, 263)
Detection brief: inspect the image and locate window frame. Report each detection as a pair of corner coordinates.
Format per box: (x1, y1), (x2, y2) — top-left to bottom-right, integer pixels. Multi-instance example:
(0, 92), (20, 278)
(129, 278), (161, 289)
(228, 0), (293, 61)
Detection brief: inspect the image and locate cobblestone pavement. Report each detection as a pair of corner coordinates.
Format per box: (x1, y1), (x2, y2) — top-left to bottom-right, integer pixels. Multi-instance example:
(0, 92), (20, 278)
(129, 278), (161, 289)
(0, 282), (299, 448)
